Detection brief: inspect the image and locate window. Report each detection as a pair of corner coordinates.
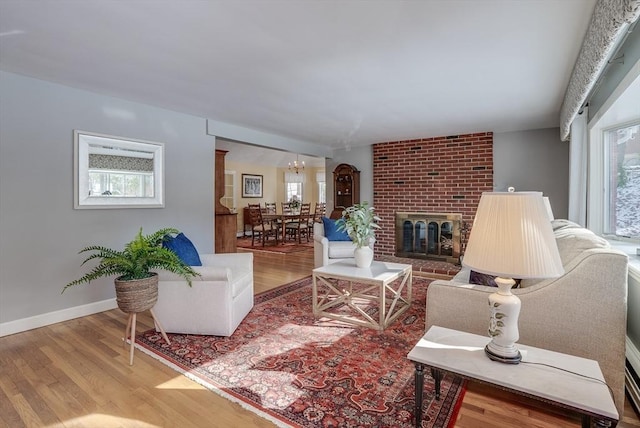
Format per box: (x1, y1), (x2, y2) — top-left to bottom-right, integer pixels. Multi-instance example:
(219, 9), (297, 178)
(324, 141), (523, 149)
(88, 170), (154, 197)
(286, 182), (303, 202)
(587, 60), (639, 241)
(604, 122), (640, 238)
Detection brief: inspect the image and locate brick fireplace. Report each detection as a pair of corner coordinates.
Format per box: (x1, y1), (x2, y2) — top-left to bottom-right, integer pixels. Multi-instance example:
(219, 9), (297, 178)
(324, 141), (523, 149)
(373, 132), (494, 259)
(395, 212), (463, 263)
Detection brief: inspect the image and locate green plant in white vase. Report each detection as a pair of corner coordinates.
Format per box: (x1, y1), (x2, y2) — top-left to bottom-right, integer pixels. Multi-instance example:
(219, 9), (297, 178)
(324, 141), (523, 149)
(337, 202), (381, 267)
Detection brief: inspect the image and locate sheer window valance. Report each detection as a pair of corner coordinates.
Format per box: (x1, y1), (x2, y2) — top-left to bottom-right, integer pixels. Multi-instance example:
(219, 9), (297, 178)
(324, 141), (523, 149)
(560, 0), (640, 141)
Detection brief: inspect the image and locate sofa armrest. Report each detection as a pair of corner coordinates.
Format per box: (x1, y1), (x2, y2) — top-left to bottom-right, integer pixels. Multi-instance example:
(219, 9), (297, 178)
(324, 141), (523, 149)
(313, 234), (328, 245)
(426, 281), (491, 336)
(157, 265), (231, 282)
(200, 253), (253, 270)
(157, 253), (253, 282)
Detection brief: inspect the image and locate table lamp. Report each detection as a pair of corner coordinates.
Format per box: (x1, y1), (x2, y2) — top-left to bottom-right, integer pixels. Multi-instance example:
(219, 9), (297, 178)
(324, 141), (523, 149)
(462, 191), (564, 364)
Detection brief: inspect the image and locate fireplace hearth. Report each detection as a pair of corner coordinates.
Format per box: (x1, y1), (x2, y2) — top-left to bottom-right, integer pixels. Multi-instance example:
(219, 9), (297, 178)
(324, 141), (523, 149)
(395, 212), (462, 264)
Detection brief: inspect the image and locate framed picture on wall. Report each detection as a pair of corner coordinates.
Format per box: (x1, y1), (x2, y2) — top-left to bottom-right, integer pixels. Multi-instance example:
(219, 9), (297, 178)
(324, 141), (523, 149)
(242, 174), (263, 198)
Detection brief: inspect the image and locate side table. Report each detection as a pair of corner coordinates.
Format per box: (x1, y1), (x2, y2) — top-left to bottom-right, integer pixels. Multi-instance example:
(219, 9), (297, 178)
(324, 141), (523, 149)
(407, 326), (618, 428)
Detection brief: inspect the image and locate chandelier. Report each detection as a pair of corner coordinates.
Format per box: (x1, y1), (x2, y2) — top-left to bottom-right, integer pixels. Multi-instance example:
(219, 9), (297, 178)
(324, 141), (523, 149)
(288, 154), (305, 174)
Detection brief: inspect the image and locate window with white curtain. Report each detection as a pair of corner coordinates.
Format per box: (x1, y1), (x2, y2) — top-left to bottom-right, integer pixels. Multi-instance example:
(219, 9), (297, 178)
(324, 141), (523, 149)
(284, 171), (305, 202)
(286, 182), (303, 202)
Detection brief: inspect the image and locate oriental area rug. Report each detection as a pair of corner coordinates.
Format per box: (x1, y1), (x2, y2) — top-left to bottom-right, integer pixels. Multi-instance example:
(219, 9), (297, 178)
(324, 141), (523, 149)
(136, 276), (466, 428)
(237, 236), (314, 254)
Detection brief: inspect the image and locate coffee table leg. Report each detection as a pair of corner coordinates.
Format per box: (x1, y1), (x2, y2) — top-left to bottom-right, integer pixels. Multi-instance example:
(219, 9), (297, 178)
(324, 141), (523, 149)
(431, 368), (442, 400)
(414, 363), (424, 428)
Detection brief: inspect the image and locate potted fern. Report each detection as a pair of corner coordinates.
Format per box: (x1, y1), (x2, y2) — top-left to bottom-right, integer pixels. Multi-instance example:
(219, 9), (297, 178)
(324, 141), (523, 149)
(337, 202), (381, 267)
(63, 227), (199, 314)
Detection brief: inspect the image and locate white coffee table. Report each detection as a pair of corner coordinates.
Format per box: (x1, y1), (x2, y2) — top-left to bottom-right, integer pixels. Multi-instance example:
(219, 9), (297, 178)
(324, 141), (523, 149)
(312, 260), (412, 330)
(407, 326), (618, 428)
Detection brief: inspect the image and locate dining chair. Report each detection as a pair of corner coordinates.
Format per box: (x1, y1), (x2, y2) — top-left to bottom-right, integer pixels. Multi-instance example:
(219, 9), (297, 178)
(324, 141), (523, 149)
(310, 202), (326, 227)
(281, 202), (294, 215)
(285, 203), (312, 243)
(248, 204), (279, 246)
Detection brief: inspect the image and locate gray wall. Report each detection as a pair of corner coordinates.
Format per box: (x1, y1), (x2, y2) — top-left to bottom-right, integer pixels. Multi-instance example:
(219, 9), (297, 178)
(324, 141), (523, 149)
(494, 128), (570, 219)
(0, 71), (572, 332)
(0, 71), (214, 327)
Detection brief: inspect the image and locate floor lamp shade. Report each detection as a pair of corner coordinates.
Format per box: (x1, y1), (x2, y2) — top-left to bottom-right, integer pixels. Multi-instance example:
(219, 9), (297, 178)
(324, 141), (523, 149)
(463, 192), (564, 363)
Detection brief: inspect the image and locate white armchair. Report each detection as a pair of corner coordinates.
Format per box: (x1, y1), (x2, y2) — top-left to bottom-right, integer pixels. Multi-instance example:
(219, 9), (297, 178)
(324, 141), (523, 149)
(154, 253), (254, 336)
(313, 222), (358, 268)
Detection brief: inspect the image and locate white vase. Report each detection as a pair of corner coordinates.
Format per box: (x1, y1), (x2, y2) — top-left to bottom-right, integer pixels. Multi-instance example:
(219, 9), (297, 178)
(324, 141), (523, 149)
(354, 246), (373, 268)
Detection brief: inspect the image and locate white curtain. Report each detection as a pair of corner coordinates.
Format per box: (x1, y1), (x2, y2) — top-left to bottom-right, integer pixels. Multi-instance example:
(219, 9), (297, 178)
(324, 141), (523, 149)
(284, 171), (306, 183)
(568, 108), (588, 226)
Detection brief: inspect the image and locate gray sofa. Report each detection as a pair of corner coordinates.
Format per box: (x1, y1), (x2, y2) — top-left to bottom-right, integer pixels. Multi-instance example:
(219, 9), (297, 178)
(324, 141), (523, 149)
(426, 219), (629, 417)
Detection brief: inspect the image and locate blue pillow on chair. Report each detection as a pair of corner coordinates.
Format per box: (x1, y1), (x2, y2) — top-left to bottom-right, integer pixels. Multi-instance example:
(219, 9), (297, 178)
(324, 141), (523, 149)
(321, 217), (351, 241)
(163, 233), (202, 266)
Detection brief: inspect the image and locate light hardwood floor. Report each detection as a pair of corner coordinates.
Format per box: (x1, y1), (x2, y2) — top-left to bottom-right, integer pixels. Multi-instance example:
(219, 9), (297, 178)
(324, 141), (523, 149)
(1, 248), (638, 427)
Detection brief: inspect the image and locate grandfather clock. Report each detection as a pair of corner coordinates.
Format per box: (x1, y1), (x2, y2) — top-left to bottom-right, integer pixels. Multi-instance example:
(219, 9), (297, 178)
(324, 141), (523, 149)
(215, 149), (237, 253)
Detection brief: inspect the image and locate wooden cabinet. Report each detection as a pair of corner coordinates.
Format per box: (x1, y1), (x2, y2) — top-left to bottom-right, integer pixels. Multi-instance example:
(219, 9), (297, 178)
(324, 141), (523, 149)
(215, 212), (238, 253)
(332, 164), (360, 217)
(215, 149), (237, 253)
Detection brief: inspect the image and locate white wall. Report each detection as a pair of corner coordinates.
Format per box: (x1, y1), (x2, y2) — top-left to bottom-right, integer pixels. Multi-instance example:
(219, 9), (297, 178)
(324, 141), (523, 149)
(0, 71), (215, 334)
(494, 128), (570, 219)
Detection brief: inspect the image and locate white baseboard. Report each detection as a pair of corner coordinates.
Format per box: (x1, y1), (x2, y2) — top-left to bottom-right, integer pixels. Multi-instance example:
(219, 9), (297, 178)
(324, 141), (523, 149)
(0, 298), (117, 337)
(628, 336), (640, 371)
(626, 336), (640, 412)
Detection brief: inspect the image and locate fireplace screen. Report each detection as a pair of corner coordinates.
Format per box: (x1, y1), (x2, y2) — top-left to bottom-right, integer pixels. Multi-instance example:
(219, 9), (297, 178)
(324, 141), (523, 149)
(395, 212), (462, 263)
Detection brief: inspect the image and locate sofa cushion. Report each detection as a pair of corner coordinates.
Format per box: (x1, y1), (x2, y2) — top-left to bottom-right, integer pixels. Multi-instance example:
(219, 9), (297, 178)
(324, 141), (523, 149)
(520, 225), (610, 288)
(328, 240), (358, 258)
(163, 233), (202, 266)
(322, 216), (351, 241)
(551, 219), (583, 232)
(554, 227), (609, 266)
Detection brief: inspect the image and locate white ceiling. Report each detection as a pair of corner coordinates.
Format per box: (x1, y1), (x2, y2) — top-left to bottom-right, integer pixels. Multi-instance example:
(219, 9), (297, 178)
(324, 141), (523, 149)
(0, 0), (597, 154)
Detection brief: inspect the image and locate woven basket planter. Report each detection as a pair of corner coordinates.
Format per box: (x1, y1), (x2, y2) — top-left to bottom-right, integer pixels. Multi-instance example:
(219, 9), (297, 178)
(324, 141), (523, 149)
(114, 273), (158, 313)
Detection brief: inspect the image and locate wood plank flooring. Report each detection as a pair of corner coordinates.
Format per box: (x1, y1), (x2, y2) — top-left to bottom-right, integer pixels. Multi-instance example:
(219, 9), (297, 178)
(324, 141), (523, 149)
(1, 247), (638, 427)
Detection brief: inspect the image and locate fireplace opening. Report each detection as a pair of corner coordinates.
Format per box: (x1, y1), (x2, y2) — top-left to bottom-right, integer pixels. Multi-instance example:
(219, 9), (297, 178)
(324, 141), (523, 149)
(395, 212), (462, 264)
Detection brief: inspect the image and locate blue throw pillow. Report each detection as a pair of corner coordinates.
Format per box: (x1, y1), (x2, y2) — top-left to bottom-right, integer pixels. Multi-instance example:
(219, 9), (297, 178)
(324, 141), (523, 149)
(163, 233), (202, 266)
(321, 216), (351, 241)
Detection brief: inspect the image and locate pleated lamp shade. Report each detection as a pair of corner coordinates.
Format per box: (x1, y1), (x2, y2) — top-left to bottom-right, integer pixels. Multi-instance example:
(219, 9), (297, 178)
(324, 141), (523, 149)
(543, 196), (555, 221)
(463, 192), (564, 280)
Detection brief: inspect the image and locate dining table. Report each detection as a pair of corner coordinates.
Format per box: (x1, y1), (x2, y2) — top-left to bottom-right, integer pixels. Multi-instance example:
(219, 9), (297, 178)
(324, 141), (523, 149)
(261, 212), (301, 242)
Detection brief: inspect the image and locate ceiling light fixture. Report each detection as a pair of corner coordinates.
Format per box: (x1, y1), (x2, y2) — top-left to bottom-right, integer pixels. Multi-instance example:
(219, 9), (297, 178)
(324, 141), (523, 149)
(288, 154), (305, 174)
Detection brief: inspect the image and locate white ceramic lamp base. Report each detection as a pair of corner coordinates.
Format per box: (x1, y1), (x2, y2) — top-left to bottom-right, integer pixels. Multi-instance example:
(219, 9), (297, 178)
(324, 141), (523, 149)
(485, 277), (522, 364)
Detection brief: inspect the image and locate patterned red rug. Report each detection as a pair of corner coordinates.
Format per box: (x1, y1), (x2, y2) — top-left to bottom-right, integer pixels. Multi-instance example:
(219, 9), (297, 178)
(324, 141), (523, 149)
(136, 276), (466, 427)
(237, 236), (314, 254)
